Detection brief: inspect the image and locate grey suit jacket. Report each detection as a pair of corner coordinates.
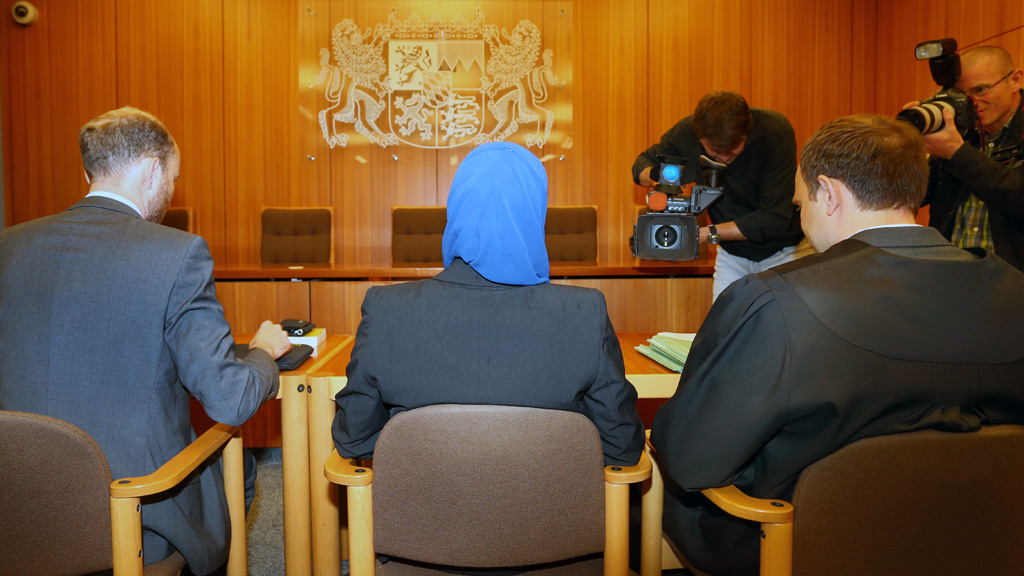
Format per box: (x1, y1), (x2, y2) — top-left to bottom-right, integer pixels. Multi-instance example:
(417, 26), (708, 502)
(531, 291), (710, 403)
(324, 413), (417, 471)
(0, 197), (279, 574)
(651, 226), (1024, 576)
(332, 258), (645, 466)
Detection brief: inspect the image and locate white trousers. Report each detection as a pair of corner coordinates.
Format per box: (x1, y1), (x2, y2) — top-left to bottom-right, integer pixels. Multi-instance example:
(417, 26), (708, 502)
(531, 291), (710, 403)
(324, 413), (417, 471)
(712, 237), (815, 301)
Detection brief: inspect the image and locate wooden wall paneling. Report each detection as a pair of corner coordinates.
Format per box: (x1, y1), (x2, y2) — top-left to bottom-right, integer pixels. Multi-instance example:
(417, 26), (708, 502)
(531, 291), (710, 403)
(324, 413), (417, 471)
(326, 0), (439, 266)
(223, 0), (300, 267)
(874, 1), (948, 121)
(750, 0), (873, 148)
(310, 280), (397, 335)
(538, 1), (577, 206)
(298, 0), (334, 214)
(848, 0), (878, 115)
(215, 281), (312, 334)
(5, 0), (116, 224)
(552, 277), (714, 333)
(116, 0), (227, 260)
(577, 0), (649, 261)
(1, 0), (10, 227)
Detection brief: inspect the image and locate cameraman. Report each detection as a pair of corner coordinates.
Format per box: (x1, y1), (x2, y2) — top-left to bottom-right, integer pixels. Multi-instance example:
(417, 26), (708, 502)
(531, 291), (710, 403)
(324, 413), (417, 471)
(908, 46), (1024, 271)
(632, 91), (809, 300)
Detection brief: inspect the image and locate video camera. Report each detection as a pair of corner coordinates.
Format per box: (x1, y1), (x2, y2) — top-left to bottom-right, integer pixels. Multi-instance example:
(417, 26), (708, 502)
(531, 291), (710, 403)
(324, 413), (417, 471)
(631, 154), (726, 261)
(896, 38), (980, 141)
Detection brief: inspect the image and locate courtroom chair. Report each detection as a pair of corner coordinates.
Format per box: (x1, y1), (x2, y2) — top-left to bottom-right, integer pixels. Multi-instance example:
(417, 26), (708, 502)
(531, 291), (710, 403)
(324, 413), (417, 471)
(160, 207), (193, 233)
(261, 207), (334, 265)
(545, 206), (597, 261)
(325, 404), (651, 576)
(0, 410), (248, 576)
(641, 425), (1024, 576)
(391, 206), (446, 263)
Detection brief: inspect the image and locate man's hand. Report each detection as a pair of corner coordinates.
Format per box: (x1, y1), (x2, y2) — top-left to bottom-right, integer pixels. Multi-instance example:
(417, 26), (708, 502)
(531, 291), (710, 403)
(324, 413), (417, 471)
(249, 320), (293, 360)
(638, 166), (656, 188)
(920, 107), (965, 160)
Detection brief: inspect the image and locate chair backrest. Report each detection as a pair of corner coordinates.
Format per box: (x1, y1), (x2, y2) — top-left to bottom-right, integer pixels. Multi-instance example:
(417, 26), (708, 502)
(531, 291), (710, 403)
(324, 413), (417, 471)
(261, 207), (333, 264)
(0, 410), (114, 576)
(545, 206), (597, 261)
(391, 205), (599, 264)
(160, 207), (192, 233)
(791, 425), (1024, 576)
(372, 404), (606, 567)
(391, 206), (447, 263)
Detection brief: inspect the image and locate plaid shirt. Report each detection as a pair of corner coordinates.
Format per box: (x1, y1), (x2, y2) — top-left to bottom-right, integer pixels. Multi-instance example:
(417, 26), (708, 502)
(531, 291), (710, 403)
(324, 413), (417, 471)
(951, 119), (1015, 251)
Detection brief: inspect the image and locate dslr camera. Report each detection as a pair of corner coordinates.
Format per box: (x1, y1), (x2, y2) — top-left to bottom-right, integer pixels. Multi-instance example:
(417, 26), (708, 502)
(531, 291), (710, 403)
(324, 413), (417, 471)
(631, 154), (726, 261)
(897, 38), (980, 140)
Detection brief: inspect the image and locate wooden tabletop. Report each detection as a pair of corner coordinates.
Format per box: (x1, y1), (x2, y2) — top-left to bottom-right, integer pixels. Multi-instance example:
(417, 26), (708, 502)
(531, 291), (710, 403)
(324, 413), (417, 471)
(313, 332), (681, 399)
(214, 257), (714, 280)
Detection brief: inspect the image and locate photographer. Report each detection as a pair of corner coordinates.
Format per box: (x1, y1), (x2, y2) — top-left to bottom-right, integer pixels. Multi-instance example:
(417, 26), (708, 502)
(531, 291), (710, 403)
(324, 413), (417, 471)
(632, 91), (809, 300)
(909, 46), (1024, 271)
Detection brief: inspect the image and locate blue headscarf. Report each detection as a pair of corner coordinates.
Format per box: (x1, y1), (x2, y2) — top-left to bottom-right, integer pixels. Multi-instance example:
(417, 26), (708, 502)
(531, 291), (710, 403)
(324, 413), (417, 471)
(442, 142), (549, 285)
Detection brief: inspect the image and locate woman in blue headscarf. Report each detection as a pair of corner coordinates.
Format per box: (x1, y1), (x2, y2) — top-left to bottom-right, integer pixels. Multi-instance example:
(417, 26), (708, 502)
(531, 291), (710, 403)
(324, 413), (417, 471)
(442, 141), (550, 285)
(333, 142), (643, 469)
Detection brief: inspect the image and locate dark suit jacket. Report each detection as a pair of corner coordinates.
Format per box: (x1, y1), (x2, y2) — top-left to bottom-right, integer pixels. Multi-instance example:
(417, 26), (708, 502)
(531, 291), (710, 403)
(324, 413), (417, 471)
(332, 258), (645, 466)
(0, 196), (279, 575)
(651, 226), (1024, 576)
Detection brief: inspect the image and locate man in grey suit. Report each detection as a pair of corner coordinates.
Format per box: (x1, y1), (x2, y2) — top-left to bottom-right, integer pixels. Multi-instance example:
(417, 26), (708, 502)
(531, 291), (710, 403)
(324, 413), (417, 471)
(650, 115), (1024, 575)
(0, 107), (292, 575)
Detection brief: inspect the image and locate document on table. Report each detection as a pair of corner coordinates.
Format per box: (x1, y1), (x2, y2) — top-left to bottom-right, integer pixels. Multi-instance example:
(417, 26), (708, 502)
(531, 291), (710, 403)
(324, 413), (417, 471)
(635, 333), (696, 373)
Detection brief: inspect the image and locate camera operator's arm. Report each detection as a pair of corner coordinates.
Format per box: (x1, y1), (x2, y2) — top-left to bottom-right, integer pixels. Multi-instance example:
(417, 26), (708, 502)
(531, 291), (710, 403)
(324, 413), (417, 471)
(942, 137), (1024, 219)
(699, 221), (747, 243)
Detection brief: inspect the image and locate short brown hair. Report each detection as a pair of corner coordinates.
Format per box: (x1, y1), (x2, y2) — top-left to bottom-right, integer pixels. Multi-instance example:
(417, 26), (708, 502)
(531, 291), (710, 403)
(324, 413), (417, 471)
(800, 115), (927, 213)
(79, 107), (176, 182)
(691, 91), (752, 151)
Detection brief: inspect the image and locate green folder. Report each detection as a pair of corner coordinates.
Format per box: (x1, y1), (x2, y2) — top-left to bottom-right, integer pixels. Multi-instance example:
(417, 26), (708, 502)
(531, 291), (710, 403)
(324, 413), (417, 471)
(634, 333), (696, 373)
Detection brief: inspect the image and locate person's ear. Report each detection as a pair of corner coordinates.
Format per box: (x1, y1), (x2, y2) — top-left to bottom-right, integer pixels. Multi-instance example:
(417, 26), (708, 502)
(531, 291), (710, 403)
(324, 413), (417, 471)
(817, 175), (843, 217)
(141, 157), (162, 193)
(83, 169), (91, 185)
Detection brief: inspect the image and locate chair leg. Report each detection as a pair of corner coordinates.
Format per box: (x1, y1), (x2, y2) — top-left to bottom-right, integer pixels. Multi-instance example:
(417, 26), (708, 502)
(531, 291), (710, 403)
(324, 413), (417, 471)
(308, 374), (342, 576)
(347, 484), (374, 576)
(110, 495), (144, 576)
(605, 481), (630, 576)
(640, 453), (664, 576)
(281, 373), (312, 576)
(760, 521), (793, 576)
(223, 431), (248, 576)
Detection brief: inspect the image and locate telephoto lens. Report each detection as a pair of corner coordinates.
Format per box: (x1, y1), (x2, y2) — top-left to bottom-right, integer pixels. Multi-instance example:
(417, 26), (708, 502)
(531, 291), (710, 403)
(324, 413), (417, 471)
(897, 100), (953, 134)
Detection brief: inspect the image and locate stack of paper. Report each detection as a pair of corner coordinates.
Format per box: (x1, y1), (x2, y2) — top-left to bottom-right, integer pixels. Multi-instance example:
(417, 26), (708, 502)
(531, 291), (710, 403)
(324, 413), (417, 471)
(288, 328), (327, 357)
(635, 332), (696, 373)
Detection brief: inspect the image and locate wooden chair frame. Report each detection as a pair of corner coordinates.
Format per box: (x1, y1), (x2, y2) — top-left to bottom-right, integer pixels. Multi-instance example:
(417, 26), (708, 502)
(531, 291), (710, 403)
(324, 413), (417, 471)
(325, 442), (651, 576)
(641, 434), (793, 576)
(109, 422), (248, 576)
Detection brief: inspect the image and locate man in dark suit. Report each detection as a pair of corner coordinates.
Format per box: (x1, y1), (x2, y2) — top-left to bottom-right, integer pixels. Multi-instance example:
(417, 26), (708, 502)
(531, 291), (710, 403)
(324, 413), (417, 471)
(0, 107), (292, 575)
(333, 142), (644, 467)
(650, 115), (1024, 576)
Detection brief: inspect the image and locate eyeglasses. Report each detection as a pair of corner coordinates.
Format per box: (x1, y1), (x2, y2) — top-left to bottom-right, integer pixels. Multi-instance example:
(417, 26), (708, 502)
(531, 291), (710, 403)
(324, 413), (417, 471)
(965, 71), (1014, 97)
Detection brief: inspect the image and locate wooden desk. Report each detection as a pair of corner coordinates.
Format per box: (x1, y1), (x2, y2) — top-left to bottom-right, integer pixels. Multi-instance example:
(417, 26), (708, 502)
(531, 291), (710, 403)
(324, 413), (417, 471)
(302, 333), (681, 576)
(214, 258), (714, 349)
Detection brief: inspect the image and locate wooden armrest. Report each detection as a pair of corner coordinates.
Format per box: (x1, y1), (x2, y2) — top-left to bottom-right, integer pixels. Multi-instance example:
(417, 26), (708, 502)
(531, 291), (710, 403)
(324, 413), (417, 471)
(324, 450), (373, 486)
(110, 422), (240, 498)
(605, 450), (652, 484)
(701, 486), (793, 523)
(645, 430), (793, 523)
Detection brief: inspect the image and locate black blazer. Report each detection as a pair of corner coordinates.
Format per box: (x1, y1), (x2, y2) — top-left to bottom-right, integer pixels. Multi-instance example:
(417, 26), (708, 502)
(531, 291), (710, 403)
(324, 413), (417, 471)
(332, 258), (645, 466)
